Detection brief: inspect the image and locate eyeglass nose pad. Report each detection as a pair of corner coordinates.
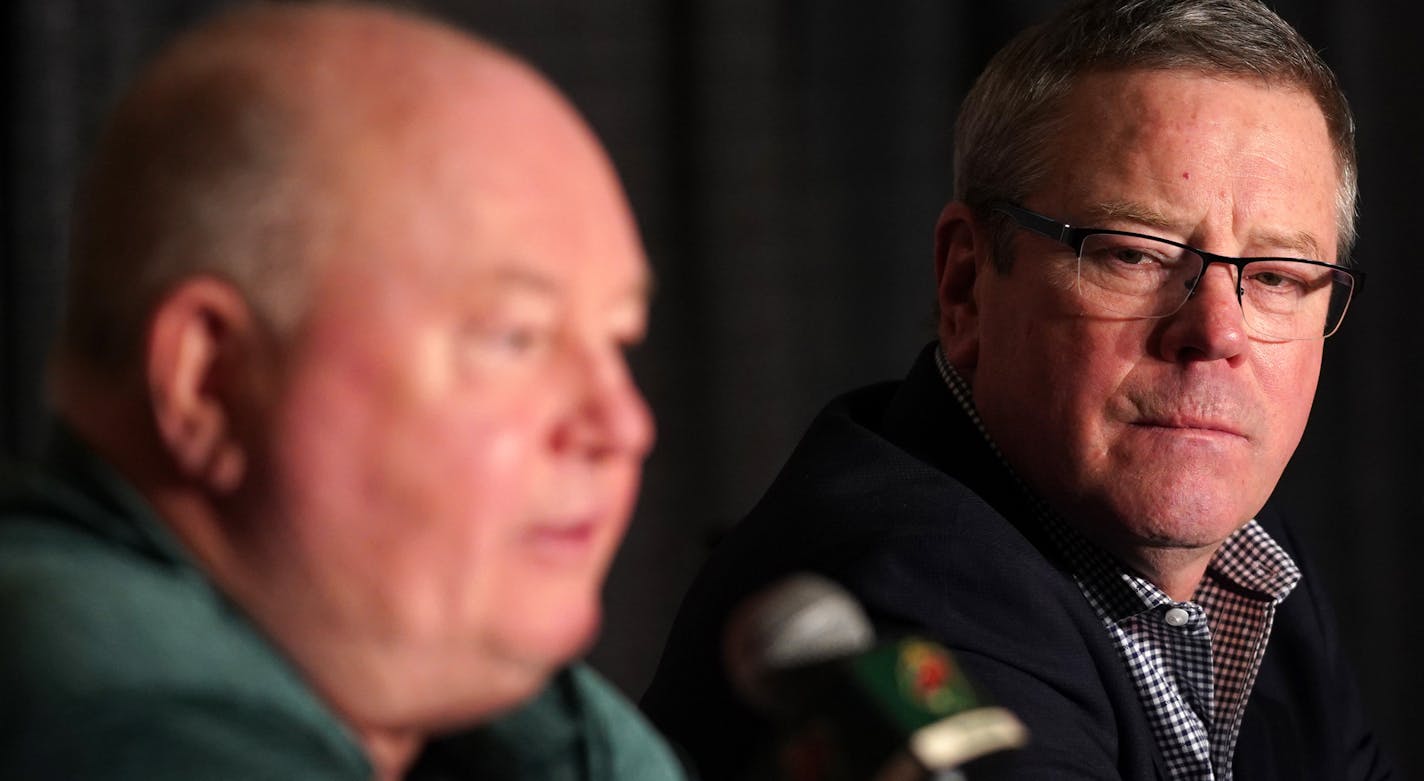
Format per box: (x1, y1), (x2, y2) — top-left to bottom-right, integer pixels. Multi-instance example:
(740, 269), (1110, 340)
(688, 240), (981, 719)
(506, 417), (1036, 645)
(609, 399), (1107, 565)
(1183, 264), (1245, 302)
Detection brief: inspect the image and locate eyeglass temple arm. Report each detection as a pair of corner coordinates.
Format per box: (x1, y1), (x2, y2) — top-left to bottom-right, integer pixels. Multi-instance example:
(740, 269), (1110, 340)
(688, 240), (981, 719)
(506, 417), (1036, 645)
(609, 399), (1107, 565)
(988, 202), (1075, 245)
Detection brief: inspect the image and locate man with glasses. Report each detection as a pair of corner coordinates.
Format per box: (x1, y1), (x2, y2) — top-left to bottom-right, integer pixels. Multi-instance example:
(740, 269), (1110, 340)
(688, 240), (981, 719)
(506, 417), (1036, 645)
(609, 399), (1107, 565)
(645, 0), (1395, 777)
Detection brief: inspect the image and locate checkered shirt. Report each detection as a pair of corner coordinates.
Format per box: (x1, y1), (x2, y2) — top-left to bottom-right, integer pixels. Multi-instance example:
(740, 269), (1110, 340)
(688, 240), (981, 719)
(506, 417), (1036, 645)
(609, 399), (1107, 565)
(933, 347), (1301, 780)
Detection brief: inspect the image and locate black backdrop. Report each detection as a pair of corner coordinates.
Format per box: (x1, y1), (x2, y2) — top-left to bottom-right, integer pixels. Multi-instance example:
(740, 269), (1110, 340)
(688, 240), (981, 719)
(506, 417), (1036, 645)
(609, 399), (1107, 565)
(5, 1), (1420, 776)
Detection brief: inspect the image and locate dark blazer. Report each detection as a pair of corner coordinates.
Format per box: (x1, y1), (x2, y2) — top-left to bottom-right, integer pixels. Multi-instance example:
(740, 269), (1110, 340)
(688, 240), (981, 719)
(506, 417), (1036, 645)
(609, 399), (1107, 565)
(642, 345), (1395, 779)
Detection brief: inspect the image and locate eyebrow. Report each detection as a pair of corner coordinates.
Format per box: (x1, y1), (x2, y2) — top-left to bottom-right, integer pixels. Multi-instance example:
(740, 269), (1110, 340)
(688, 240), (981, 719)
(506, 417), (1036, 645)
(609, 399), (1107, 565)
(1246, 228), (1324, 261)
(1083, 200), (1178, 232)
(484, 266), (559, 294)
(1081, 200), (1325, 260)
(481, 263), (655, 305)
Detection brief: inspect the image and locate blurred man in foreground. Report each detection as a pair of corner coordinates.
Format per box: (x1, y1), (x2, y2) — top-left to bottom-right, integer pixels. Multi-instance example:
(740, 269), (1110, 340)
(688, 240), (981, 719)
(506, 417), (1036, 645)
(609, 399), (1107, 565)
(0, 3), (683, 779)
(645, 0), (1396, 777)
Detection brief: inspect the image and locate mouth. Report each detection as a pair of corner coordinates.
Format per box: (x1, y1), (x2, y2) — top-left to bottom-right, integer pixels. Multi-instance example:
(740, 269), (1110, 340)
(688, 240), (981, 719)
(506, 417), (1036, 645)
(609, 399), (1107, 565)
(1131, 418), (1247, 440)
(524, 514), (605, 563)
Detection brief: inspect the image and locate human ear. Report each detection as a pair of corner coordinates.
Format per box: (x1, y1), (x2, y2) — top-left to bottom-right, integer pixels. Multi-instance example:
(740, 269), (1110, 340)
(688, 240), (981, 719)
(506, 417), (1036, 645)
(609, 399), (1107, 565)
(145, 277), (262, 494)
(933, 201), (990, 370)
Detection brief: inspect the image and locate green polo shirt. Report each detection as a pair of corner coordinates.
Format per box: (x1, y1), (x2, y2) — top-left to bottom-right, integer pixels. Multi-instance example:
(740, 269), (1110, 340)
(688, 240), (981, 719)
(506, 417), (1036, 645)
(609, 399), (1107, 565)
(0, 429), (686, 780)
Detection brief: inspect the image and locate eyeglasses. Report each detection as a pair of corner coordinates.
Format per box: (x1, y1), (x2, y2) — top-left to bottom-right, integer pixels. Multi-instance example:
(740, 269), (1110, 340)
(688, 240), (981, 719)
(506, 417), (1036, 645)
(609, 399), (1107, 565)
(989, 202), (1365, 341)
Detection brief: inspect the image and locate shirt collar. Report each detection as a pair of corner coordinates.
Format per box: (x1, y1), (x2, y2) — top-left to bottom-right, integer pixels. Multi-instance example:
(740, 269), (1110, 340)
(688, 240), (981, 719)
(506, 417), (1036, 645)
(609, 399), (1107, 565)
(0, 422), (197, 570)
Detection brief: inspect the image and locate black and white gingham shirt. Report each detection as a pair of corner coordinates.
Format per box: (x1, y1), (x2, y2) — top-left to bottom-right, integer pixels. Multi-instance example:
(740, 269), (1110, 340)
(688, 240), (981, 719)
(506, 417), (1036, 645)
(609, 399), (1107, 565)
(933, 347), (1300, 780)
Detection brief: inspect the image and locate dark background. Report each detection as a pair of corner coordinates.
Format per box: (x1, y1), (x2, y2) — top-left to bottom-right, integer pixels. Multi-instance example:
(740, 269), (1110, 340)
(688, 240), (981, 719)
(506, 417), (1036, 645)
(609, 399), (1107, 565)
(5, 0), (1420, 776)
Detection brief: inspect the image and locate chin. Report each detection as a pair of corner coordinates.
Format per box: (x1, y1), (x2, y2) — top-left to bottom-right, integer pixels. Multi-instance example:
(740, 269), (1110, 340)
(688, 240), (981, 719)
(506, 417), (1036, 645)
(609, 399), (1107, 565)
(419, 626), (591, 731)
(506, 591), (603, 668)
(1127, 499), (1253, 549)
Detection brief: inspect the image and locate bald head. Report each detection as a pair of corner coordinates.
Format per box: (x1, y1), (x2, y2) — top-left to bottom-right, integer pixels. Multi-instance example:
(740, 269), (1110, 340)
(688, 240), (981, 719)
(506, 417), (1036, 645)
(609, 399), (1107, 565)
(58, 1), (588, 379)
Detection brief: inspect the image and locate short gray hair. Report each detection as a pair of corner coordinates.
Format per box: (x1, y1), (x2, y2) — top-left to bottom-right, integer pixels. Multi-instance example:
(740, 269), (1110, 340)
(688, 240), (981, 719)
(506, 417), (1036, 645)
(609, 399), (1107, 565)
(56, 4), (374, 377)
(56, 9), (322, 377)
(954, 0), (1357, 268)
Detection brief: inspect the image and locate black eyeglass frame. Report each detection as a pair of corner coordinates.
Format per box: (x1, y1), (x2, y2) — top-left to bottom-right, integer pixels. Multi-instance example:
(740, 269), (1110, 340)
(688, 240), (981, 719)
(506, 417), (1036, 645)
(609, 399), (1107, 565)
(987, 201), (1366, 338)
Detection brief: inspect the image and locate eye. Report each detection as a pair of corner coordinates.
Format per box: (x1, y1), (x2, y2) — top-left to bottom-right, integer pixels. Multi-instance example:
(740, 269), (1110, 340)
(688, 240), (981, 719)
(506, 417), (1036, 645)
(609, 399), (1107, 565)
(489, 325), (547, 355)
(1243, 263), (1320, 297)
(1251, 271), (1294, 288)
(455, 314), (556, 368)
(1108, 247), (1158, 266)
(1080, 233), (1187, 271)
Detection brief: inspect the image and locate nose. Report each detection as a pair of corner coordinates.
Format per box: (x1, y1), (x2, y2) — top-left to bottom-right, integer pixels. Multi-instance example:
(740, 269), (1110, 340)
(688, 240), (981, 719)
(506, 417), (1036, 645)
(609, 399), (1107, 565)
(1155, 263), (1247, 364)
(556, 343), (656, 461)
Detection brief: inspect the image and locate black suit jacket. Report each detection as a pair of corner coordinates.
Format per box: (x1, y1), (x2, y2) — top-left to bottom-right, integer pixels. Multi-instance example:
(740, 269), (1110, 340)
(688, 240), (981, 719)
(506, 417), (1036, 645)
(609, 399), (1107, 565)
(643, 345), (1394, 779)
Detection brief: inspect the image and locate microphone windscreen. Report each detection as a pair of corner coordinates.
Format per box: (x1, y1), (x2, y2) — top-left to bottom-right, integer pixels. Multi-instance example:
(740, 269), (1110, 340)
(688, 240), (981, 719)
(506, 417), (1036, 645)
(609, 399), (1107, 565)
(723, 573), (875, 710)
(721, 574), (1029, 778)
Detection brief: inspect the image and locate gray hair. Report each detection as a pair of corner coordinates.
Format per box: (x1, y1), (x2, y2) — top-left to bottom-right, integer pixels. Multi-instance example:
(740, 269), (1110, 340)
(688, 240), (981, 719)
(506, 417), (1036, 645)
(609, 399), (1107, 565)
(954, 0), (1357, 268)
(57, 10), (319, 377)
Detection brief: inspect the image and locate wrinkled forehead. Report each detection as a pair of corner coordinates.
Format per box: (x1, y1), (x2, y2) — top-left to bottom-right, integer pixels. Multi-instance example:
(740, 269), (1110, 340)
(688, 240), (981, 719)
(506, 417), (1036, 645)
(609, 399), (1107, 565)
(1042, 73), (1332, 203)
(1039, 67), (1349, 253)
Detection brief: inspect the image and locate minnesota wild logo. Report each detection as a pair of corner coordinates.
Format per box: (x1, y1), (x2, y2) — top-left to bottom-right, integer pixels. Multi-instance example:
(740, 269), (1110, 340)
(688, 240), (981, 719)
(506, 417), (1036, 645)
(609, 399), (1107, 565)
(895, 639), (974, 714)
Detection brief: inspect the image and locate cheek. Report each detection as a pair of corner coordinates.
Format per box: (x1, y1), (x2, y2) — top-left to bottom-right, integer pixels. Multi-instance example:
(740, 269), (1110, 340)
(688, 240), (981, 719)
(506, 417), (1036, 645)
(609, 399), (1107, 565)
(271, 357), (549, 558)
(983, 317), (1152, 505)
(1252, 342), (1322, 446)
(272, 376), (558, 624)
(1254, 341), (1322, 394)
(988, 307), (1131, 413)
(381, 393), (550, 544)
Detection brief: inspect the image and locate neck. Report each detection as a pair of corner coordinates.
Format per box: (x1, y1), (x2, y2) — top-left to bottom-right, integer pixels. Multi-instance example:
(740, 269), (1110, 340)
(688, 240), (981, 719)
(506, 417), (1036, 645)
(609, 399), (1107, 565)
(56, 362), (433, 781)
(359, 729), (423, 781)
(150, 494), (434, 780)
(1116, 543), (1219, 602)
(52, 362), (163, 485)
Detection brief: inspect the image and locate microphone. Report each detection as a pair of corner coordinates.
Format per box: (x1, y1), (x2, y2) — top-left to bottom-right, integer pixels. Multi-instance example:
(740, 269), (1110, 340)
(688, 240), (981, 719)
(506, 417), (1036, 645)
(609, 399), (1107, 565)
(724, 574), (1028, 781)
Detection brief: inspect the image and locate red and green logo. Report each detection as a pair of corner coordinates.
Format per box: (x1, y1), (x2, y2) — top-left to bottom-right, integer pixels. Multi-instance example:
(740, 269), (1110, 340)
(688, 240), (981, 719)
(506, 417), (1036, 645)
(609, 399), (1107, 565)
(895, 639), (973, 714)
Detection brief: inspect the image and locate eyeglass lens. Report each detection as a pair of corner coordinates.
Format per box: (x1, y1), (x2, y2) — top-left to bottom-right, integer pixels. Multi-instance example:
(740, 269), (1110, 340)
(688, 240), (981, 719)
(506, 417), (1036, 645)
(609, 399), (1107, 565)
(1075, 233), (1355, 340)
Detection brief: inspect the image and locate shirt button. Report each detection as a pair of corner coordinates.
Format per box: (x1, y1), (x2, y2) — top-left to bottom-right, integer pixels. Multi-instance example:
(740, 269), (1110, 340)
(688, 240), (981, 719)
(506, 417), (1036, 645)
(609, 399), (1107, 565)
(1164, 607), (1190, 627)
